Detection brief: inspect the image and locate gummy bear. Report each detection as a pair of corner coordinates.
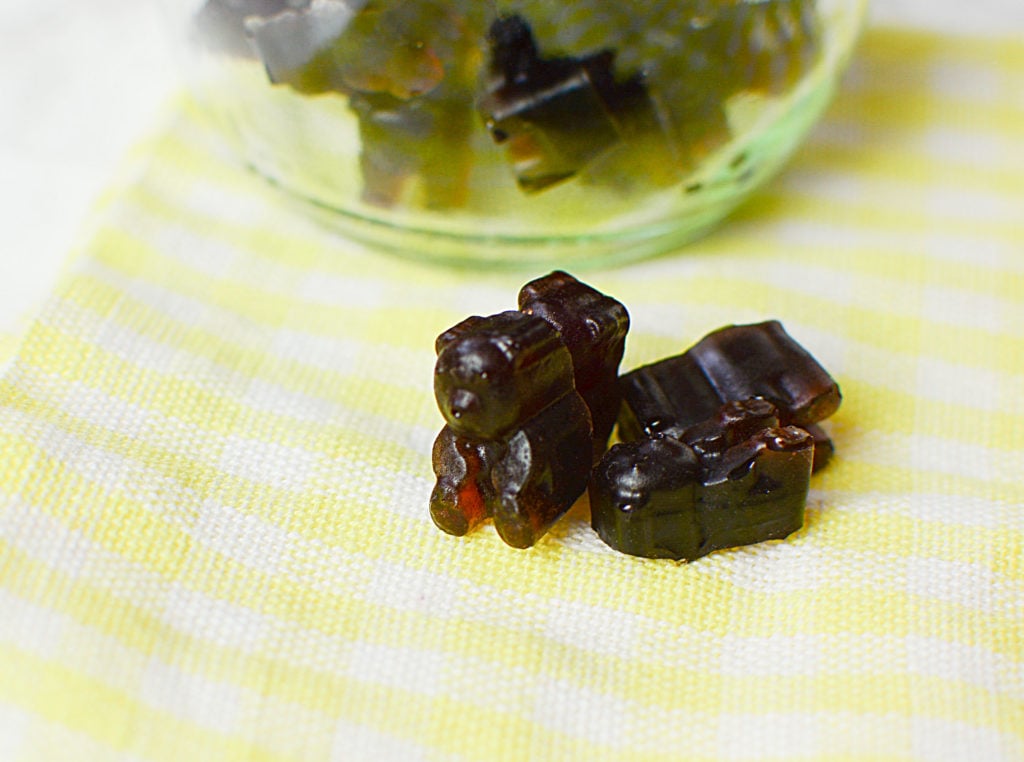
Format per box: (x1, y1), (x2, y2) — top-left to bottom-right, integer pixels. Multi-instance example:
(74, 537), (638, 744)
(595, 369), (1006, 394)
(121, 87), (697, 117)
(590, 398), (814, 560)
(618, 320), (841, 440)
(478, 14), (651, 192)
(430, 310), (593, 548)
(518, 271), (629, 459)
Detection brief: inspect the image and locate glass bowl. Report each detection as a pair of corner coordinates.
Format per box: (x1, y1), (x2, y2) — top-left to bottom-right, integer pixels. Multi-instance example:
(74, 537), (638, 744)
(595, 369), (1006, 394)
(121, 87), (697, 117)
(164, 0), (867, 267)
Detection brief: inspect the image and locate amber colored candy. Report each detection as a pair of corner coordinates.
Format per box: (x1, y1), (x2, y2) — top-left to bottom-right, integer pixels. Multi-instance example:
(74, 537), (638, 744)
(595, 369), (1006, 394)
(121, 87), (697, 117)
(518, 271), (629, 458)
(619, 320), (841, 440)
(434, 311), (575, 440)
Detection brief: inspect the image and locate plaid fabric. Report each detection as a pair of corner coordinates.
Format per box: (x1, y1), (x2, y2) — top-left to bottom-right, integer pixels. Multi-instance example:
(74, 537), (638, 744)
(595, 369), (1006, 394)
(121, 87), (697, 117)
(1, 28), (1022, 761)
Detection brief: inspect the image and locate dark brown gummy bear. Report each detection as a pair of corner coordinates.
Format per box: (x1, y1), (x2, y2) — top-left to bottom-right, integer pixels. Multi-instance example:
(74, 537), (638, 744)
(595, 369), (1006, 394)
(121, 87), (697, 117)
(619, 320), (841, 440)
(688, 321), (841, 426)
(429, 393), (592, 548)
(479, 15), (650, 192)
(590, 400), (814, 561)
(518, 271), (629, 458)
(431, 306), (594, 548)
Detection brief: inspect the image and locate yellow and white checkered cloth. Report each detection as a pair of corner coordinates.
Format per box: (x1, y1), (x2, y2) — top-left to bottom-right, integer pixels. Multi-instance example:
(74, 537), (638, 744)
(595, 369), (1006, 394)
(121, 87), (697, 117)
(1, 28), (1022, 761)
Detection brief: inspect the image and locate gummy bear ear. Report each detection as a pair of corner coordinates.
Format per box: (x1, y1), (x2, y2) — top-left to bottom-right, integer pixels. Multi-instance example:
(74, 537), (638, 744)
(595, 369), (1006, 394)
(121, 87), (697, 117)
(435, 315), (488, 355)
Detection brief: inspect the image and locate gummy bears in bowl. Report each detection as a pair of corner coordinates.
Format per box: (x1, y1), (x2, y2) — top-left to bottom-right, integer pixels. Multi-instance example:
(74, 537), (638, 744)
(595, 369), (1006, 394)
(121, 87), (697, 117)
(165, 0), (867, 266)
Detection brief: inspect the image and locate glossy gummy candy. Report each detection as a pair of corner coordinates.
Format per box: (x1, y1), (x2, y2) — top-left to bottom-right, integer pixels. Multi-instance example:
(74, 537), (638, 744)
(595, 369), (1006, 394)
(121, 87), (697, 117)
(590, 399), (815, 560)
(431, 291), (839, 558)
(429, 273), (628, 548)
(518, 271), (629, 458)
(434, 311), (576, 441)
(430, 399), (594, 549)
(188, 0), (834, 260)
(618, 320), (841, 440)
(430, 310), (594, 548)
(592, 319), (841, 560)
(489, 392), (593, 548)
(478, 14), (652, 192)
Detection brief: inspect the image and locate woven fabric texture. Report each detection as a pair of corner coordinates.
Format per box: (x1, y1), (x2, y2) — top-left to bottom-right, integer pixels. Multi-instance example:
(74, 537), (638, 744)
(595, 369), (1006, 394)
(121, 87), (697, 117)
(1, 28), (1022, 762)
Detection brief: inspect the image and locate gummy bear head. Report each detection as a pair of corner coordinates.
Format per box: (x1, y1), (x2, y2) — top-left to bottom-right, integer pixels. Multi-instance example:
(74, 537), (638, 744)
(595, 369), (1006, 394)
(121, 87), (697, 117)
(434, 311), (574, 439)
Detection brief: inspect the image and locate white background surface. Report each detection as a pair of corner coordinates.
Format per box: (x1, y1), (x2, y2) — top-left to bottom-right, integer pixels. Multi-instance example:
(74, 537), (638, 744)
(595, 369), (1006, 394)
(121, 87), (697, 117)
(1, 1), (1022, 337)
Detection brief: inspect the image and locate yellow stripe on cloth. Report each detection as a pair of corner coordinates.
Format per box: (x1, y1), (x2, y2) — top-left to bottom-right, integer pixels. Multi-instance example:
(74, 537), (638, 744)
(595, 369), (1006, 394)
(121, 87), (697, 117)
(1, 27), (1022, 762)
